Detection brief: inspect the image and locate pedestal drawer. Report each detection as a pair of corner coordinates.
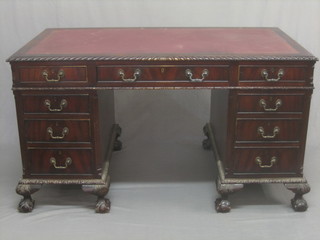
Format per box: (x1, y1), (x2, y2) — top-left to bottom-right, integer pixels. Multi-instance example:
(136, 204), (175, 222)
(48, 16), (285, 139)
(28, 149), (93, 176)
(236, 93), (305, 113)
(25, 119), (91, 143)
(232, 147), (301, 175)
(235, 118), (302, 142)
(21, 94), (90, 114)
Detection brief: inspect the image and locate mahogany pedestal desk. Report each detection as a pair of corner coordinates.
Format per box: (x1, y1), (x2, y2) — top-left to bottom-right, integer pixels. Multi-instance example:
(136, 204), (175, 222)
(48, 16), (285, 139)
(7, 28), (317, 213)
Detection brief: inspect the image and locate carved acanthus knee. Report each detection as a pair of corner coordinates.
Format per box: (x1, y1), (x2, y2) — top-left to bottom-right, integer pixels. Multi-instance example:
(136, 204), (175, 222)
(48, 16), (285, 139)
(216, 178), (244, 196)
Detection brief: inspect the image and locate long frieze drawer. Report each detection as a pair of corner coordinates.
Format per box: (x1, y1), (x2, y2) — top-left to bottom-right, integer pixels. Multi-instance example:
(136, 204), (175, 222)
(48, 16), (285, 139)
(25, 120), (91, 142)
(231, 147), (301, 175)
(28, 149), (93, 176)
(239, 65), (308, 85)
(17, 66), (87, 84)
(236, 93), (306, 113)
(21, 94), (90, 114)
(235, 118), (302, 142)
(97, 65), (230, 82)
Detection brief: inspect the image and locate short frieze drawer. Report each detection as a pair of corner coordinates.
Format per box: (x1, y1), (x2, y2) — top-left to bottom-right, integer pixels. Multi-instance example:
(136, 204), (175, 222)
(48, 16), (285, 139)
(97, 65), (230, 83)
(21, 94), (91, 114)
(239, 65), (309, 86)
(16, 66), (88, 84)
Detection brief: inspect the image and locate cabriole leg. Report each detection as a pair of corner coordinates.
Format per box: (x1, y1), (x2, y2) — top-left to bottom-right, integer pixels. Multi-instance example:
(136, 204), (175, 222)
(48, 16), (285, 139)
(16, 183), (41, 213)
(215, 178), (243, 213)
(284, 182), (310, 212)
(82, 177), (111, 213)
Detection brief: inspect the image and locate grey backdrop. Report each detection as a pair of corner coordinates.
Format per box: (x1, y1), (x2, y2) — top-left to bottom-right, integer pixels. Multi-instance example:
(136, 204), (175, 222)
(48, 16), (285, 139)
(0, 1), (320, 240)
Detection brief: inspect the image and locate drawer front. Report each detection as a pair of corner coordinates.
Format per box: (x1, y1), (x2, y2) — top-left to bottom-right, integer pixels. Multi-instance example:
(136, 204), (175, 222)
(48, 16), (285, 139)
(25, 120), (91, 142)
(18, 66), (87, 84)
(235, 118), (302, 142)
(239, 66), (307, 85)
(236, 93), (305, 113)
(97, 65), (230, 83)
(21, 94), (90, 114)
(232, 148), (301, 175)
(28, 149), (93, 175)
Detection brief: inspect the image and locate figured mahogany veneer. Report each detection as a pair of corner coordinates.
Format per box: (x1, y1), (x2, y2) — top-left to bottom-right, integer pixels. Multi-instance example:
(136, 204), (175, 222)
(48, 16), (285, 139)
(28, 148), (94, 176)
(97, 65), (230, 82)
(232, 147), (301, 175)
(7, 28), (317, 213)
(235, 118), (302, 142)
(25, 119), (91, 143)
(17, 65), (88, 84)
(21, 94), (90, 114)
(236, 92), (306, 113)
(239, 65), (308, 85)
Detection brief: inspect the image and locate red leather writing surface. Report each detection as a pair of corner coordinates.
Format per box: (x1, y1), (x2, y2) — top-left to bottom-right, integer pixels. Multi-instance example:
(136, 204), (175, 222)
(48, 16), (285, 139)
(26, 28), (298, 56)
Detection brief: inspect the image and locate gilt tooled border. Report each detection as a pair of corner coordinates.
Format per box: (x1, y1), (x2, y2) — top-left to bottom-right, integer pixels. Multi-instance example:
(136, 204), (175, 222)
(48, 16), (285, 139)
(7, 55), (318, 62)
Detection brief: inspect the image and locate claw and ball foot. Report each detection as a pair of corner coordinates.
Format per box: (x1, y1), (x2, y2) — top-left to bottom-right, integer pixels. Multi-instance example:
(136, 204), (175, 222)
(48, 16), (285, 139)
(18, 197), (35, 213)
(113, 140), (122, 151)
(202, 139), (211, 150)
(202, 124), (211, 150)
(285, 183), (310, 212)
(113, 124), (122, 151)
(16, 184), (41, 213)
(291, 196), (308, 212)
(95, 197), (111, 213)
(215, 197), (231, 213)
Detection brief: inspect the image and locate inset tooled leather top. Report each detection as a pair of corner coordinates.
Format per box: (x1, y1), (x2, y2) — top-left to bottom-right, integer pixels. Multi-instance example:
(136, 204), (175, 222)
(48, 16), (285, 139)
(8, 28), (316, 61)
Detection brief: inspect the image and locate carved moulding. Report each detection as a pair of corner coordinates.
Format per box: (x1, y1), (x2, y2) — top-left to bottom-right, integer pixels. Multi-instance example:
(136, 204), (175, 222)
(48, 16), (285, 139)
(7, 55), (318, 62)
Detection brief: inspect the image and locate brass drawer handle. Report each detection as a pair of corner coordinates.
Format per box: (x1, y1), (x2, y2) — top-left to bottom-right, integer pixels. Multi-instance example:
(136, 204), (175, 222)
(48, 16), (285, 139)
(119, 69), (141, 82)
(257, 126), (280, 139)
(259, 99), (282, 112)
(50, 157), (72, 169)
(261, 69), (284, 82)
(42, 69), (65, 82)
(44, 99), (68, 112)
(185, 69), (209, 82)
(255, 156), (277, 168)
(47, 127), (69, 139)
